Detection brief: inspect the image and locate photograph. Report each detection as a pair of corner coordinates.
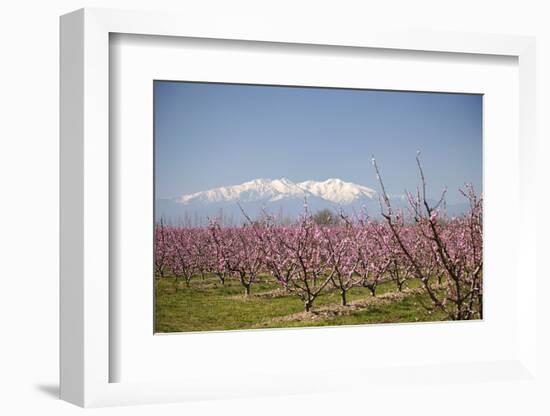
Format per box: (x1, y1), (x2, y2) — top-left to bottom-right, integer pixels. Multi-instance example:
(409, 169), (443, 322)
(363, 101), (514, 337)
(154, 81), (483, 333)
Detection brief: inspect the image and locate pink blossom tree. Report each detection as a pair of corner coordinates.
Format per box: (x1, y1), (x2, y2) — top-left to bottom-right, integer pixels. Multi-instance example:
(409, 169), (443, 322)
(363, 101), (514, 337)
(323, 222), (362, 306)
(264, 208), (336, 312)
(154, 219), (169, 278)
(372, 153), (483, 320)
(209, 222), (262, 296)
(166, 227), (197, 289)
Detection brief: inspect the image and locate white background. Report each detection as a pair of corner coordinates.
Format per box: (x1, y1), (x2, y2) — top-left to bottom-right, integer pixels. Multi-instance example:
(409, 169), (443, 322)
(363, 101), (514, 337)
(0, 1), (548, 415)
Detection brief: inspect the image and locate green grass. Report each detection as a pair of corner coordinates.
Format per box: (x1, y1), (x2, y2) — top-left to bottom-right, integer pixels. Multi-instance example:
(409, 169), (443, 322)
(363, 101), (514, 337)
(154, 273), (451, 333)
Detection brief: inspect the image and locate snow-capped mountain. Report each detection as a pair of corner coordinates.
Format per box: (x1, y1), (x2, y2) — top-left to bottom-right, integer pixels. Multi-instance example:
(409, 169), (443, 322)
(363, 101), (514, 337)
(299, 178), (376, 204)
(156, 178), (377, 224)
(177, 178), (308, 205)
(156, 177), (470, 224)
(176, 178), (376, 206)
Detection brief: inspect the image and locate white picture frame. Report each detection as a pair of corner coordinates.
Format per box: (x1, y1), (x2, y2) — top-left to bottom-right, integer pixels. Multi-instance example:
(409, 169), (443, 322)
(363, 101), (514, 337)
(60, 7), (538, 408)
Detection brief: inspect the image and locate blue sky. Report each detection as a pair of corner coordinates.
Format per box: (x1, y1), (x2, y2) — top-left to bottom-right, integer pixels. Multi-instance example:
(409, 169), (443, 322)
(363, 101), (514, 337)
(154, 81), (482, 204)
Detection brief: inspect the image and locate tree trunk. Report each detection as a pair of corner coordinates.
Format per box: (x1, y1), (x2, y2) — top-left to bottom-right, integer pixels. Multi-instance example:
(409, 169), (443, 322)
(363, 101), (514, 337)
(244, 284), (251, 296)
(341, 290), (347, 306)
(304, 300), (312, 312)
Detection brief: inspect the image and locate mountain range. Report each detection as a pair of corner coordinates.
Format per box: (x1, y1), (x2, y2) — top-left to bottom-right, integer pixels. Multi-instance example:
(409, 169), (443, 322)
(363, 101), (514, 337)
(157, 178), (376, 224)
(155, 177), (468, 225)
(176, 178), (376, 205)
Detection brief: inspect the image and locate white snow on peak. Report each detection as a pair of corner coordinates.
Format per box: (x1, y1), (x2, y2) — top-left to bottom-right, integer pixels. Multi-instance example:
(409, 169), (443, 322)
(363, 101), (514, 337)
(297, 178), (376, 204)
(176, 178), (375, 205)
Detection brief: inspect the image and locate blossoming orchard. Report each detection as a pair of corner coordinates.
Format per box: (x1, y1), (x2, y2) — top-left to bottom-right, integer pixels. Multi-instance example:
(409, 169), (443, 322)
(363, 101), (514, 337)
(154, 156), (482, 332)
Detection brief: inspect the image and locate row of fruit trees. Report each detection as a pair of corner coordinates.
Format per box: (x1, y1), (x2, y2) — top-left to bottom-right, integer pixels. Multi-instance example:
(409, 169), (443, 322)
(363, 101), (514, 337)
(155, 155), (483, 320)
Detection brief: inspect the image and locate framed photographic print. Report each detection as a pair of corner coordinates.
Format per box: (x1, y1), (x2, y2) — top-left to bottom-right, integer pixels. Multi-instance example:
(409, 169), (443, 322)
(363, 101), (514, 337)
(60, 8), (539, 409)
(153, 81), (483, 333)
